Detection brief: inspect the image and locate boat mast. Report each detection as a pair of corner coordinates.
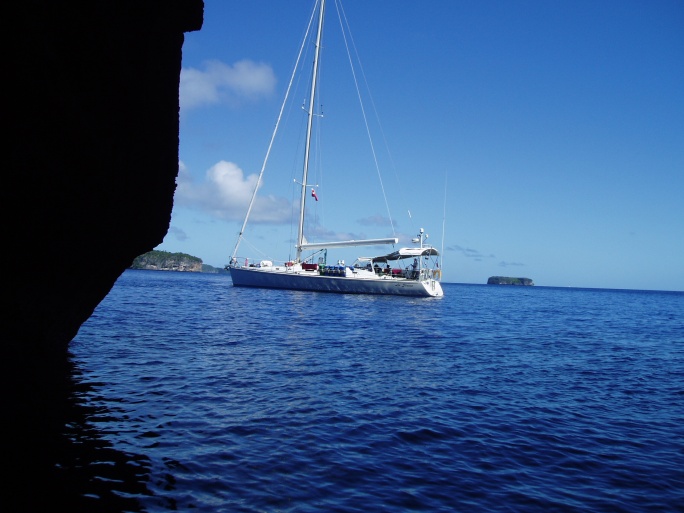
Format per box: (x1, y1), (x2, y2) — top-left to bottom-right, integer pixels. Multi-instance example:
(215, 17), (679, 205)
(296, 0), (325, 264)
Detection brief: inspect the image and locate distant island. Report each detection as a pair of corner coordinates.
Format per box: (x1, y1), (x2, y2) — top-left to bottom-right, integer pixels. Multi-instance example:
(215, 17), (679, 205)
(130, 250), (227, 274)
(487, 276), (534, 286)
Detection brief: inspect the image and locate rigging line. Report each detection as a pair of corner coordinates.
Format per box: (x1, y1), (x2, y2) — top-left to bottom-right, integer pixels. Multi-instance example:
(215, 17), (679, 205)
(231, 2), (319, 261)
(334, 0), (396, 239)
(336, 2), (400, 237)
(441, 172), (447, 271)
(236, 236), (273, 263)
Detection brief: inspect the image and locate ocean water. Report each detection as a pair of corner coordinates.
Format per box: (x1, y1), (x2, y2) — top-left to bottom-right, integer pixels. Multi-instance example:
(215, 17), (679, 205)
(62, 270), (682, 512)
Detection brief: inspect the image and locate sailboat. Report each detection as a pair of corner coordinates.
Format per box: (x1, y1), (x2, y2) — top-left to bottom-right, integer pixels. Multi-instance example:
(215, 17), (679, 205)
(228, 0), (444, 298)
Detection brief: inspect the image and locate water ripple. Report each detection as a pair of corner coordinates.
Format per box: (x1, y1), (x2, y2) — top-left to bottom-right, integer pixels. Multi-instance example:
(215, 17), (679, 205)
(62, 273), (684, 512)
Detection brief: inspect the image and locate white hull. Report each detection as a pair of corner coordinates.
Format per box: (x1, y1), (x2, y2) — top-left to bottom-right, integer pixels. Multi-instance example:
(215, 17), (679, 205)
(230, 266), (443, 297)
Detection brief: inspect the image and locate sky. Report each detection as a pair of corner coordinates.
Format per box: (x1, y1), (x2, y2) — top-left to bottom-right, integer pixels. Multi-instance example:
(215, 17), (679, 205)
(157, 0), (684, 291)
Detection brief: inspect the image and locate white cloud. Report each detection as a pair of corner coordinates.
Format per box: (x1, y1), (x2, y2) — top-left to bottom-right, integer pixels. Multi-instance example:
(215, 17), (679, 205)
(180, 59), (276, 110)
(498, 261), (525, 267)
(167, 225), (189, 241)
(175, 160), (291, 223)
(357, 214), (394, 227)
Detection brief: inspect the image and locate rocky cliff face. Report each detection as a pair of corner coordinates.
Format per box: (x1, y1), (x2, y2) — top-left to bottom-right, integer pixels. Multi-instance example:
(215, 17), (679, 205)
(138, 262), (203, 272)
(6, 0), (203, 357)
(5, 2), (204, 508)
(134, 259), (203, 272)
(131, 250), (204, 272)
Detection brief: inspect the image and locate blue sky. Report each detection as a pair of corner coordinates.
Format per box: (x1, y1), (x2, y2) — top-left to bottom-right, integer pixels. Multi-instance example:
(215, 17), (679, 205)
(157, 0), (683, 291)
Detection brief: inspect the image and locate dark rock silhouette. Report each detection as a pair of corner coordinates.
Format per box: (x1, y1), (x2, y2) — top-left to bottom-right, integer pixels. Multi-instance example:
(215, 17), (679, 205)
(4, 1), (203, 510)
(7, 0), (203, 360)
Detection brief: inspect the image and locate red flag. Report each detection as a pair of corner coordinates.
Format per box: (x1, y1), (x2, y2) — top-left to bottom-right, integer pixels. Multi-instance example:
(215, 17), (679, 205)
(311, 188), (318, 201)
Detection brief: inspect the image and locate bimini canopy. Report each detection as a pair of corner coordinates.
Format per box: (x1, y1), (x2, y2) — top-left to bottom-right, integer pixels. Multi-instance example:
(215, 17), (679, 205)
(371, 247), (440, 263)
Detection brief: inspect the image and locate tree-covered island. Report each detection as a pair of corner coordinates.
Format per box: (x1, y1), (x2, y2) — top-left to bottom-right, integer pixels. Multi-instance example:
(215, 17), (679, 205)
(130, 250), (226, 273)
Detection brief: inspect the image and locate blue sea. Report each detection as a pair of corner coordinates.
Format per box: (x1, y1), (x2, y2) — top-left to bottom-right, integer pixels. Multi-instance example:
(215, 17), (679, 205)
(64, 270), (683, 512)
